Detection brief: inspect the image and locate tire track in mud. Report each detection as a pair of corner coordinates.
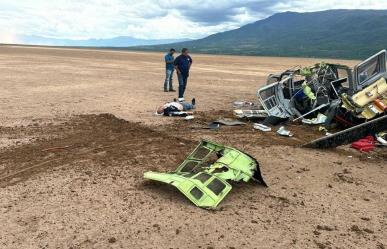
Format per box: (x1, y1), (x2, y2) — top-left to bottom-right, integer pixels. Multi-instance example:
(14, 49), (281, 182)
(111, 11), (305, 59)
(0, 114), (195, 187)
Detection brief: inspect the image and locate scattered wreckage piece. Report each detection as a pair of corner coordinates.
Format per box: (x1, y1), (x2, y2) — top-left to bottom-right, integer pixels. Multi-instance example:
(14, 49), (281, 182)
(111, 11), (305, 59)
(212, 119), (246, 126)
(203, 119), (245, 130)
(233, 109), (268, 119)
(263, 116), (289, 126)
(303, 115), (387, 149)
(184, 115), (194, 121)
(376, 132), (387, 146)
(144, 140), (267, 209)
(233, 101), (256, 109)
(205, 119), (246, 130)
(302, 113), (327, 125)
(232, 100), (268, 120)
(277, 126), (293, 137)
(253, 123), (271, 132)
(205, 122), (220, 130)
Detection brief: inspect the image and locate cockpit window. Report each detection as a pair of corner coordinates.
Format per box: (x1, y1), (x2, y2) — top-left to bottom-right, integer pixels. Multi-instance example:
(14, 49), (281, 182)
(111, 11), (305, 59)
(190, 187), (204, 200)
(358, 59), (380, 85)
(192, 147), (211, 159)
(207, 178), (226, 195)
(194, 173), (212, 184)
(180, 161), (199, 172)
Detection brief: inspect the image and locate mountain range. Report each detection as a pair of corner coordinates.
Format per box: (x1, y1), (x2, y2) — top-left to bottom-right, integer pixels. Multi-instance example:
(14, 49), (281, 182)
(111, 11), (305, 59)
(131, 9), (387, 59)
(16, 35), (189, 47)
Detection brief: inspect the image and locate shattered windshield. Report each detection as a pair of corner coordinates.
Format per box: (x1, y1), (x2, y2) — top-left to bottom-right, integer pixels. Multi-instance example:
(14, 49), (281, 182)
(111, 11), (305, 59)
(356, 50), (386, 88)
(358, 59), (380, 85)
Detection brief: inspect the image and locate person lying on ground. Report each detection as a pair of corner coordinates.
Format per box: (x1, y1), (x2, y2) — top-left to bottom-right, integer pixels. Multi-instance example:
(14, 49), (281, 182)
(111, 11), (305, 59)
(156, 98), (196, 116)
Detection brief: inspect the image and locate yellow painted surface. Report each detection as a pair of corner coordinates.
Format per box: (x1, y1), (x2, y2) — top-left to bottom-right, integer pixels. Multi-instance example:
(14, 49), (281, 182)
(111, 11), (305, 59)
(352, 77), (387, 107)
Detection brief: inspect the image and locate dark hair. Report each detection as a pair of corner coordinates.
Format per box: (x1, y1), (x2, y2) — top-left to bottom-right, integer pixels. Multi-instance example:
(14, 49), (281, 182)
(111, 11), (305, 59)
(182, 48), (189, 53)
(170, 48), (176, 52)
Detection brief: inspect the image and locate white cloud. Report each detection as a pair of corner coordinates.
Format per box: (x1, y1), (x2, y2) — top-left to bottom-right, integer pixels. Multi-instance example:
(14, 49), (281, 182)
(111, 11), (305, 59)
(0, 0), (386, 41)
(271, 0), (387, 12)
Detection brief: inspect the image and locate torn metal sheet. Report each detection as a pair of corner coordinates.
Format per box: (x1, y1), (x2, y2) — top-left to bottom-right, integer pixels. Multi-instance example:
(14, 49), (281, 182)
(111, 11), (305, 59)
(233, 101), (256, 109)
(212, 119), (246, 126)
(254, 123), (271, 132)
(144, 140), (267, 209)
(233, 109), (268, 119)
(277, 126), (293, 137)
(144, 172), (232, 208)
(303, 115), (387, 148)
(376, 132), (387, 146)
(302, 113), (328, 125)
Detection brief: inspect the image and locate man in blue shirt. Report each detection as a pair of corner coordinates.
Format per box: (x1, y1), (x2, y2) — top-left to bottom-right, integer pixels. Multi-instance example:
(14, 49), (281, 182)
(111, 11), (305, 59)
(174, 48), (193, 102)
(164, 48), (176, 92)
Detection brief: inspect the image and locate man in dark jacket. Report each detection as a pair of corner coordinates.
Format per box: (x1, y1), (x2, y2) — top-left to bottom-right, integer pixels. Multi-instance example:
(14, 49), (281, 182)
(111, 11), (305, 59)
(174, 48), (193, 102)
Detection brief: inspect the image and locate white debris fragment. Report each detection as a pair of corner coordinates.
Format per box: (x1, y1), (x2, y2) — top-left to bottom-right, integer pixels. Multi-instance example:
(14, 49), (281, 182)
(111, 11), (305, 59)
(253, 123), (271, 132)
(277, 126), (294, 137)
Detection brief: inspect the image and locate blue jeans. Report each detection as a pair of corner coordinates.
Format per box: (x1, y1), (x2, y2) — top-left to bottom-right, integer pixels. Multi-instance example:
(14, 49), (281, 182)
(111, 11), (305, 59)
(178, 73), (188, 98)
(164, 69), (174, 90)
(181, 102), (194, 111)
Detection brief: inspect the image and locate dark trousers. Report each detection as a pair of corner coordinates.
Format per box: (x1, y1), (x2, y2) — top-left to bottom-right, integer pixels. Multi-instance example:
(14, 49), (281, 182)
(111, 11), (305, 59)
(178, 74), (188, 98)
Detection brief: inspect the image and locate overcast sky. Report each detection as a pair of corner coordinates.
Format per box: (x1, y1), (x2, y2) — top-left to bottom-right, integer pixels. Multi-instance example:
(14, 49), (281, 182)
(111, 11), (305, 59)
(0, 0), (387, 42)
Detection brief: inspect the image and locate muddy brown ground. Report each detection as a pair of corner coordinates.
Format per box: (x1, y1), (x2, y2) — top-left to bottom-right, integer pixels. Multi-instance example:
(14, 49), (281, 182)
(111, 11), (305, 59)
(0, 46), (386, 249)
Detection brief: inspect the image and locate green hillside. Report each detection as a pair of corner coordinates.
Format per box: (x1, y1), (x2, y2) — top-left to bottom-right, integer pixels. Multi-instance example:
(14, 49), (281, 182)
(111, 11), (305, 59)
(131, 9), (387, 59)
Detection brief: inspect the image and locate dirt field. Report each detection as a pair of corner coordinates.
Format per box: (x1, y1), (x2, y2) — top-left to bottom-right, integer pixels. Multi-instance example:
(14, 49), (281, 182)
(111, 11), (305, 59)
(0, 45), (386, 249)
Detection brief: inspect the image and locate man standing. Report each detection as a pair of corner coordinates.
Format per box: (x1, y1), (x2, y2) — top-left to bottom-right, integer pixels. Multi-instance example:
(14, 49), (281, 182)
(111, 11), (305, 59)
(174, 48), (193, 102)
(164, 48), (176, 92)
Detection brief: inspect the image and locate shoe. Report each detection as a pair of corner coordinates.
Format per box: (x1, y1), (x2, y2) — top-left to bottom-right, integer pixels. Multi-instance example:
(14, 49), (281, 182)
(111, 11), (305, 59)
(178, 98), (185, 102)
(164, 89), (168, 92)
(169, 89), (176, 92)
(192, 98), (196, 106)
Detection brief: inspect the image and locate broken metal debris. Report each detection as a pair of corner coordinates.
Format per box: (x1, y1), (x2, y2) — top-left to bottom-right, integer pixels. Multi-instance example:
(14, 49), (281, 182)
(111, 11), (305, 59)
(319, 126), (333, 136)
(212, 119), (246, 126)
(277, 126), (293, 137)
(257, 50), (387, 148)
(184, 115), (195, 121)
(207, 123), (221, 130)
(302, 113), (327, 125)
(303, 115), (387, 149)
(205, 118), (246, 130)
(375, 132), (387, 146)
(253, 123), (271, 132)
(263, 116), (288, 126)
(233, 100), (256, 108)
(233, 109), (268, 119)
(144, 140), (267, 209)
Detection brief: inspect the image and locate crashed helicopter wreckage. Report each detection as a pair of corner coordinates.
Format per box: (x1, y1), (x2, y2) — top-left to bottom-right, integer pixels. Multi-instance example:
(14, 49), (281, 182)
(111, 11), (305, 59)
(253, 50), (387, 148)
(144, 140), (267, 209)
